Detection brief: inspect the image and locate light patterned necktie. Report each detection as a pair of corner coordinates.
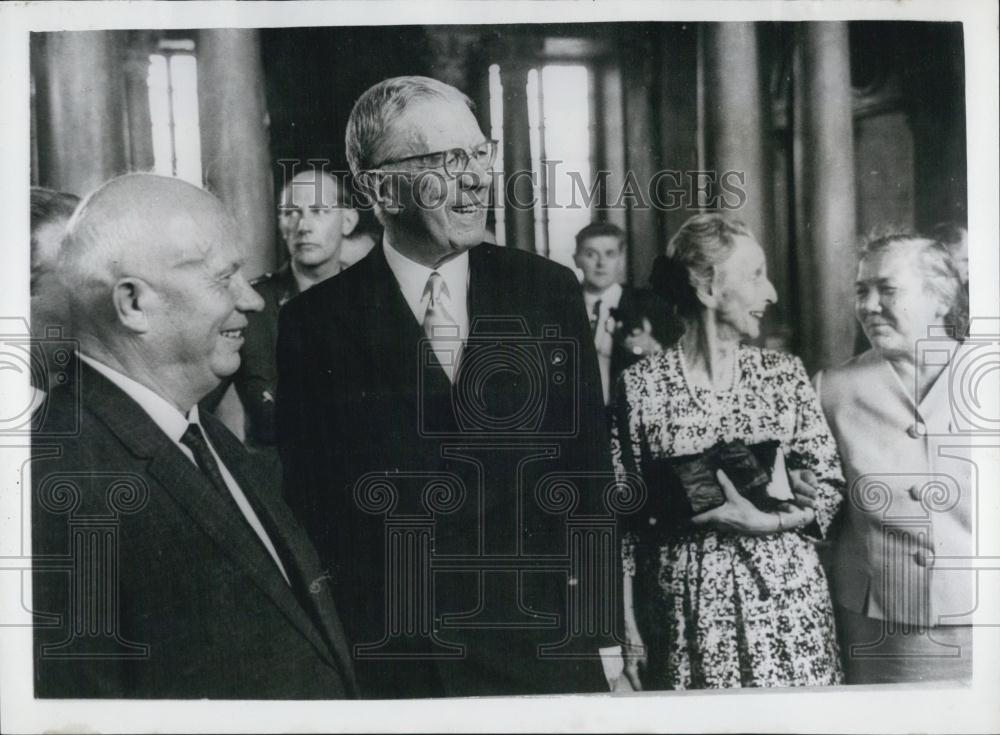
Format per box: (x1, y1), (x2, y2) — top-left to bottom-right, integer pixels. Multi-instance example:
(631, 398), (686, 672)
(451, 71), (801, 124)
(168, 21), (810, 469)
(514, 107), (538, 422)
(423, 271), (460, 381)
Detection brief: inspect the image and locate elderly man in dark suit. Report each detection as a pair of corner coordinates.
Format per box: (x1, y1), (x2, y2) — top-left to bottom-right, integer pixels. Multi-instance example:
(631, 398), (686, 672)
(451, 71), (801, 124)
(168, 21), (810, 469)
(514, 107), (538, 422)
(277, 76), (629, 698)
(31, 174), (357, 699)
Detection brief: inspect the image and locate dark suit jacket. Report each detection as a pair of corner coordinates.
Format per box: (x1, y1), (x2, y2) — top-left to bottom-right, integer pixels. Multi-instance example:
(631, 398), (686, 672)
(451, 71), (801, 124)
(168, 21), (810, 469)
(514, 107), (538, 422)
(277, 243), (617, 698)
(32, 362), (357, 699)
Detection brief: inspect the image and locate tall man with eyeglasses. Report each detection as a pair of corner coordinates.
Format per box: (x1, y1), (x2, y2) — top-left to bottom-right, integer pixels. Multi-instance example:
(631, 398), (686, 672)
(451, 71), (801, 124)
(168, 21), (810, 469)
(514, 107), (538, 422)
(277, 76), (626, 698)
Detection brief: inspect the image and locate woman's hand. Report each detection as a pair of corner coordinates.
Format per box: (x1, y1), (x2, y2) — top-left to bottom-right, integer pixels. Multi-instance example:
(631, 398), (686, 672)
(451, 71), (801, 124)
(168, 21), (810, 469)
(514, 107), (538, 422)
(622, 629), (647, 691)
(692, 469), (815, 535)
(621, 317), (663, 358)
(789, 468), (819, 511)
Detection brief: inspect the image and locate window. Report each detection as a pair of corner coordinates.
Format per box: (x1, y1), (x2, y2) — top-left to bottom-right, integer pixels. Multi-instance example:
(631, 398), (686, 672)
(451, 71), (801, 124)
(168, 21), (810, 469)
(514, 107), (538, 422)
(489, 62), (595, 271)
(147, 39), (202, 185)
(487, 64), (507, 247)
(529, 64), (593, 270)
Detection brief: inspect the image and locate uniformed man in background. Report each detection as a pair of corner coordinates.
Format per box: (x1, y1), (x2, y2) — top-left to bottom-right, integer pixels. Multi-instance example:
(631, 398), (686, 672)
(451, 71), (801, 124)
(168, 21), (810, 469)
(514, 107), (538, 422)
(205, 168), (360, 451)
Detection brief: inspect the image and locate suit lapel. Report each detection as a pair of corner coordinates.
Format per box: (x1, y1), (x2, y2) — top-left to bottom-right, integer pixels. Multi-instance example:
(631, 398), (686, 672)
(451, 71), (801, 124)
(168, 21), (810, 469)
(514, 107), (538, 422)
(364, 245), (427, 373)
(79, 364), (342, 672)
(467, 243), (503, 324)
(616, 285), (635, 315)
(363, 245), (454, 407)
(203, 416), (358, 693)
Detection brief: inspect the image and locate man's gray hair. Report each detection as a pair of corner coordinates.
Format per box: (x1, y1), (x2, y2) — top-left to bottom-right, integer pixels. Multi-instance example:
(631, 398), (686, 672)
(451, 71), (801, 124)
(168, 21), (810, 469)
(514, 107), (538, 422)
(59, 181), (143, 328)
(345, 76), (474, 175)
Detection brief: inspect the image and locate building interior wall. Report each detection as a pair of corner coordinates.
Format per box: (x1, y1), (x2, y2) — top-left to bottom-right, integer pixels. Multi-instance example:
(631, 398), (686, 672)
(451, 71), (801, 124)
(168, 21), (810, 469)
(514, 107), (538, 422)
(29, 21), (967, 374)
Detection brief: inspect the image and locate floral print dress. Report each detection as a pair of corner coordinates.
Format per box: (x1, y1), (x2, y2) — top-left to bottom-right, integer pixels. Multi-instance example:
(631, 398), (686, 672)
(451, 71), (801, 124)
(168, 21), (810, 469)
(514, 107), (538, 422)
(611, 345), (845, 689)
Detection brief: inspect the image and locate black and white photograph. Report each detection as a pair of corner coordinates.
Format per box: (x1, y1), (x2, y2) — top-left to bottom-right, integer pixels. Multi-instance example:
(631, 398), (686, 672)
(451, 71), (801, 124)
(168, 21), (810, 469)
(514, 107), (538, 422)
(1, 1), (998, 732)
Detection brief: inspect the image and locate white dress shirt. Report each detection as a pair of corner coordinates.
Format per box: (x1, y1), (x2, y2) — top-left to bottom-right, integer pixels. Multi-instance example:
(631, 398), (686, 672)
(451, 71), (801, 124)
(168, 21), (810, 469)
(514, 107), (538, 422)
(78, 353), (290, 584)
(383, 236), (470, 344)
(582, 282), (623, 405)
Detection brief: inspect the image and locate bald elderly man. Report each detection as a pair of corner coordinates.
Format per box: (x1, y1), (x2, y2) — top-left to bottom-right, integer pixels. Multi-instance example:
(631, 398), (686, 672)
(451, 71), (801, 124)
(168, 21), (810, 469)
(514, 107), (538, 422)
(31, 174), (357, 699)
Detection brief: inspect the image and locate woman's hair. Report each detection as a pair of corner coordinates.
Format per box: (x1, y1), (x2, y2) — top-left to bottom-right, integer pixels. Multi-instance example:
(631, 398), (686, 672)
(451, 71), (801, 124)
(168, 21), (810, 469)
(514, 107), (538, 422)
(859, 228), (968, 340)
(650, 212), (754, 319)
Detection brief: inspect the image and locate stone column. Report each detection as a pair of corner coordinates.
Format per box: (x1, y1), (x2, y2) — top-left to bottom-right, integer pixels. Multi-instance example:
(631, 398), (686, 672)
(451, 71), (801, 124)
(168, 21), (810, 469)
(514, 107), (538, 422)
(703, 23), (775, 272)
(35, 31), (128, 196)
(796, 23), (858, 372)
(197, 29), (276, 278)
(621, 29), (662, 288)
(123, 41), (155, 173)
(500, 64), (535, 253)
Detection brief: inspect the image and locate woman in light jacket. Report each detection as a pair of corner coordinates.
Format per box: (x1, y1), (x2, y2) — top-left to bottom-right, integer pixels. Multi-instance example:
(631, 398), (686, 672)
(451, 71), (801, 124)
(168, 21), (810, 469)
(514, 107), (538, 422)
(815, 231), (973, 684)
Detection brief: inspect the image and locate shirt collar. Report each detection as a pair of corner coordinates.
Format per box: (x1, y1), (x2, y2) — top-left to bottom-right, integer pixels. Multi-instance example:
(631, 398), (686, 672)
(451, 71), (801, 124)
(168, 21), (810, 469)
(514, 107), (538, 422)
(583, 282), (623, 310)
(382, 235), (469, 324)
(78, 352), (194, 444)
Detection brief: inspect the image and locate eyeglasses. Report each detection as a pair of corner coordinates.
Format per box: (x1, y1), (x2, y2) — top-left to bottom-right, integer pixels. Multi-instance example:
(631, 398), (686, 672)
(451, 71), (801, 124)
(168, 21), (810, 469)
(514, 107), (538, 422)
(370, 139), (499, 179)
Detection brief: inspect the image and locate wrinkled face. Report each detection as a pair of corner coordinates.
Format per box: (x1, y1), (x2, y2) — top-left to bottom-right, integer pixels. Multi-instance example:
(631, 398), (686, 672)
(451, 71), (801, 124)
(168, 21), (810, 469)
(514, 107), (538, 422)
(147, 210), (264, 398)
(378, 98), (492, 267)
(574, 235), (624, 292)
(712, 235), (778, 341)
(855, 245), (944, 358)
(30, 219), (71, 339)
(278, 173), (349, 270)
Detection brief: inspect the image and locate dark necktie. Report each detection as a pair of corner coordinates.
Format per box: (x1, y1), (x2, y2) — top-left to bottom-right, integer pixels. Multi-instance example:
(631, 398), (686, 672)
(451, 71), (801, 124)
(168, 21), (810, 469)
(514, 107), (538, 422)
(181, 421), (295, 587)
(180, 422), (232, 499)
(591, 299), (603, 337)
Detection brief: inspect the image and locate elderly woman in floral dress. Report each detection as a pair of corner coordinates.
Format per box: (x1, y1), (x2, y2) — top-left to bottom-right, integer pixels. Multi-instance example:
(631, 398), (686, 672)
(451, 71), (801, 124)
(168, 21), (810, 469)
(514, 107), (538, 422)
(612, 213), (844, 689)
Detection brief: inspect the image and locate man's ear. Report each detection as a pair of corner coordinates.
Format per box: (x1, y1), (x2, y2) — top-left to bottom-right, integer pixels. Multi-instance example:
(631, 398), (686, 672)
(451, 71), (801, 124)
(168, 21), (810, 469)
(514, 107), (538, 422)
(341, 207), (360, 238)
(374, 173), (403, 216)
(111, 277), (152, 334)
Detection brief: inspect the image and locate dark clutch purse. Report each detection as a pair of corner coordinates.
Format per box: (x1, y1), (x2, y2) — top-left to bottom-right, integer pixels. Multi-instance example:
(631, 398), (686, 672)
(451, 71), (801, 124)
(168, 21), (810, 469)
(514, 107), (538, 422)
(638, 439), (789, 530)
